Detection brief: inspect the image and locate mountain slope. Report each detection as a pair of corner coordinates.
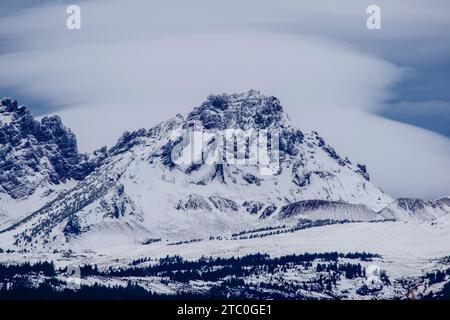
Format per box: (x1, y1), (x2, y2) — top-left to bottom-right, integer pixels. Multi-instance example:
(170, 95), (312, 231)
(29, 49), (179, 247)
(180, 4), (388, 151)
(0, 91), (395, 249)
(379, 197), (450, 221)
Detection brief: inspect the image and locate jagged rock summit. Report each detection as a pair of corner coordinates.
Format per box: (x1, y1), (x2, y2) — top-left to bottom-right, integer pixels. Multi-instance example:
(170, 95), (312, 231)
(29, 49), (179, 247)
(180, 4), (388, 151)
(187, 89), (290, 130)
(0, 98), (106, 226)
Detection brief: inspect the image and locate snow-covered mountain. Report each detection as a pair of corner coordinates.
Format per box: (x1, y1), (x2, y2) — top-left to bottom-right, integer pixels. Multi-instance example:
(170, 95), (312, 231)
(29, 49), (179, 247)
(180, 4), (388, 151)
(0, 91), (448, 250)
(0, 98), (106, 226)
(379, 197), (450, 221)
(0, 91), (389, 248)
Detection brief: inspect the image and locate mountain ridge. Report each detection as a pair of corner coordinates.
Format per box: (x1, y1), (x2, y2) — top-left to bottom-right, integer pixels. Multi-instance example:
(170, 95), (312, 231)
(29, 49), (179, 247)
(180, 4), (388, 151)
(0, 97), (107, 226)
(0, 91), (448, 250)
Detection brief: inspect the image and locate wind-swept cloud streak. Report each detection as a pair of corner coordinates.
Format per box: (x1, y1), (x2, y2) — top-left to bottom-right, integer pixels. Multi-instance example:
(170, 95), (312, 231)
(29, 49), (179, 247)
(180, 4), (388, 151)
(0, 0), (449, 199)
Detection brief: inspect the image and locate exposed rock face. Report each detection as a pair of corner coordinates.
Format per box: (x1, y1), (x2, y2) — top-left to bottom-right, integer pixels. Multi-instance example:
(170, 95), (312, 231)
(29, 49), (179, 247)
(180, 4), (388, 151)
(187, 90), (288, 131)
(0, 97), (106, 199)
(185, 90), (305, 159)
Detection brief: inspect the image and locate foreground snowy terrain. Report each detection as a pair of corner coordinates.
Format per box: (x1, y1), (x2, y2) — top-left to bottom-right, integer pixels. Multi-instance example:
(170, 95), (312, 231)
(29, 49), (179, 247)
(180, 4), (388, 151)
(1, 215), (449, 299)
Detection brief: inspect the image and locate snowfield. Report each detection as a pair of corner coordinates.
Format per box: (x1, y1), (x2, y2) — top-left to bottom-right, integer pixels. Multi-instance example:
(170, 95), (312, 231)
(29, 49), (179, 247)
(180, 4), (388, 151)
(2, 216), (449, 280)
(81, 215), (450, 275)
(1, 215), (449, 299)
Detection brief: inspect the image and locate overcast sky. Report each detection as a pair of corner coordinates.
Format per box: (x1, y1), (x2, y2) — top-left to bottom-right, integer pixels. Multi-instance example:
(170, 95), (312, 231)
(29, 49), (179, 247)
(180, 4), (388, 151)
(0, 0), (449, 199)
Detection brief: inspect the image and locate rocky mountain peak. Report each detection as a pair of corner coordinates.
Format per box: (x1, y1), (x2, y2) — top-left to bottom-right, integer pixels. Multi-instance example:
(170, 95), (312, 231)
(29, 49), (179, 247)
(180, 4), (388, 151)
(186, 90), (290, 131)
(0, 98), (104, 199)
(0, 97), (19, 112)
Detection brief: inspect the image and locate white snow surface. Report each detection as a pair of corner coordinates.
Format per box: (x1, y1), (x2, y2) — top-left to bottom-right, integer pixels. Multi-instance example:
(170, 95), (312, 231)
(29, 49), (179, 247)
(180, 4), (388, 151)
(1, 216), (449, 286)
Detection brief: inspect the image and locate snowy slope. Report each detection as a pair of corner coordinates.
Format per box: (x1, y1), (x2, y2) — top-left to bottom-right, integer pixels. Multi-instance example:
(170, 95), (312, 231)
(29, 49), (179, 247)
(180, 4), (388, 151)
(379, 197), (450, 221)
(79, 214), (450, 271)
(278, 200), (383, 222)
(2, 214), (449, 295)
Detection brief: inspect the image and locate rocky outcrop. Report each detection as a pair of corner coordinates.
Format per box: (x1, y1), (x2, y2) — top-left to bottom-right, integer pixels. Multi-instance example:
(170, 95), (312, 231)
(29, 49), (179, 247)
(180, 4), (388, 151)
(0, 97), (106, 199)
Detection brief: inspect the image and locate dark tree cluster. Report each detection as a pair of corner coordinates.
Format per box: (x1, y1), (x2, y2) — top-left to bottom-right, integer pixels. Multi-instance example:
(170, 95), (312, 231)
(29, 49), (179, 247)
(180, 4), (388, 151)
(0, 261), (56, 280)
